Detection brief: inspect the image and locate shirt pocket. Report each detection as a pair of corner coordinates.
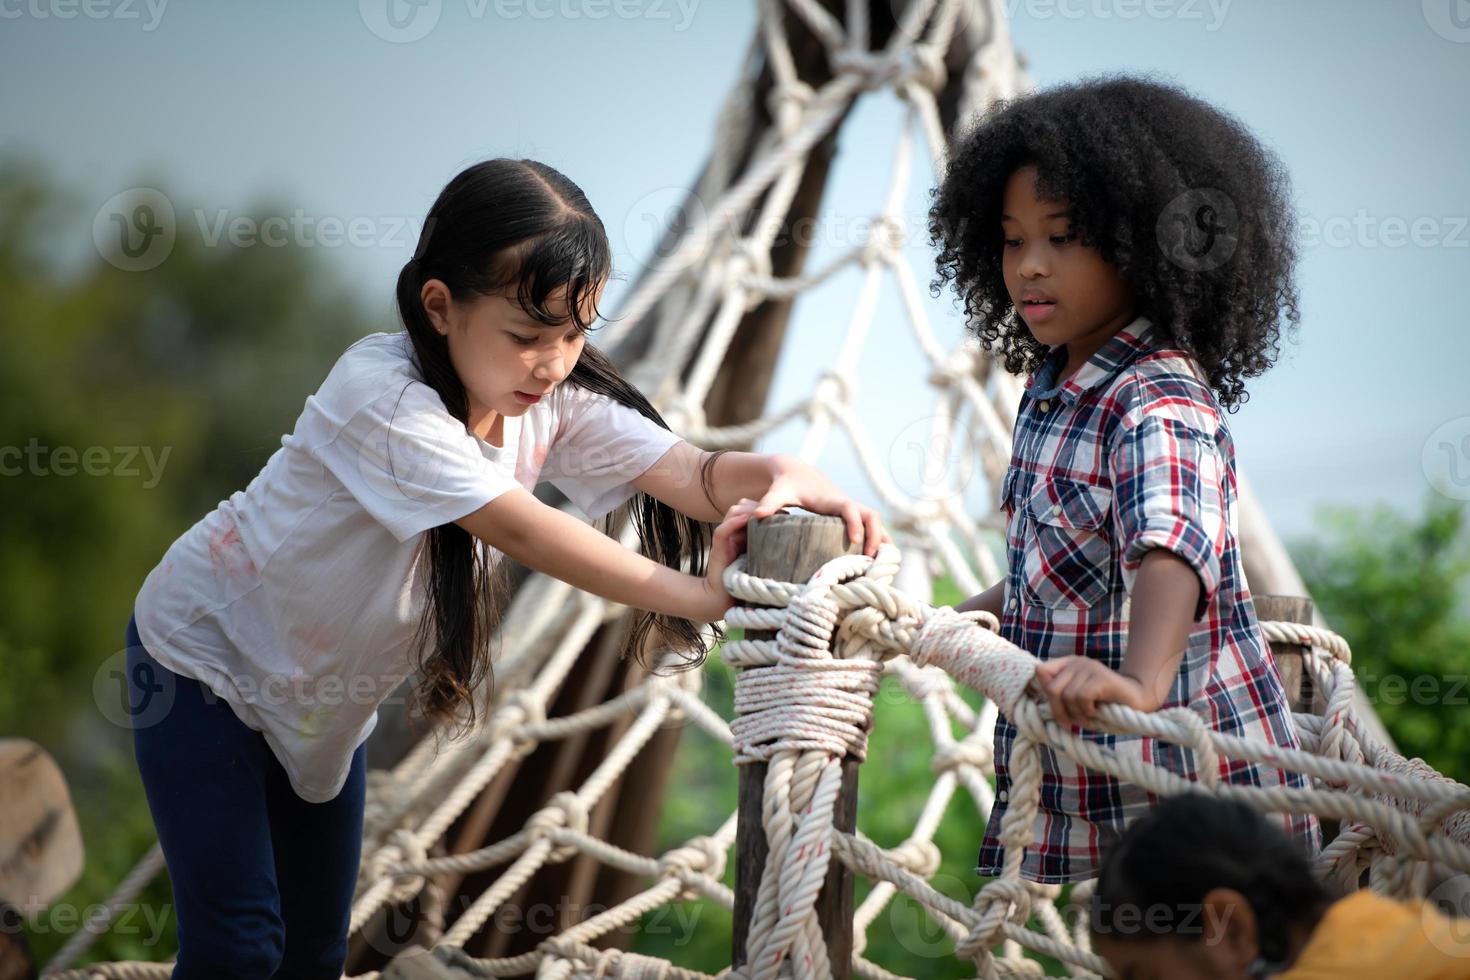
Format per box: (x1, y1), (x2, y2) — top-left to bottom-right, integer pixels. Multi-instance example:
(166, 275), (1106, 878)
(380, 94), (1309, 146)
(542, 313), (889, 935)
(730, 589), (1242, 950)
(1020, 477), (1115, 610)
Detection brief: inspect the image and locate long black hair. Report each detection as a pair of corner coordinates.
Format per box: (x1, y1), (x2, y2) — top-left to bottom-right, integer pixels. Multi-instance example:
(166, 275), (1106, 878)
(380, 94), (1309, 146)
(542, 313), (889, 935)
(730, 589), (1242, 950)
(929, 73), (1300, 412)
(1093, 794), (1331, 963)
(394, 159), (726, 739)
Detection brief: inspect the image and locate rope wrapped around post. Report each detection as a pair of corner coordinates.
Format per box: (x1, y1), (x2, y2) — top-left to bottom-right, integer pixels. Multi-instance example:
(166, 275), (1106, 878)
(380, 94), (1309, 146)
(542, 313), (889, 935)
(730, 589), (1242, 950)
(721, 519), (1470, 979)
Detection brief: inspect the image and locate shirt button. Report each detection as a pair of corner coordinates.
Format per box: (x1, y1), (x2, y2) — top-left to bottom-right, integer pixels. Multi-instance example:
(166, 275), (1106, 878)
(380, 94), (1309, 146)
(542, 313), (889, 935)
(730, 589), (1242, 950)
(1038, 400), (1050, 412)
(1008, 596), (1018, 610)
(998, 790), (1009, 803)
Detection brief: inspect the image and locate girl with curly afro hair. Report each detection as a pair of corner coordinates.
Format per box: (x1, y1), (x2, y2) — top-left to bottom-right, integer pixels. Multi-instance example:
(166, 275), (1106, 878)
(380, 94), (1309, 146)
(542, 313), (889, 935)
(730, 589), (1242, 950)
(933, 75), (1320, 884)
(930, 72), (1300, 410)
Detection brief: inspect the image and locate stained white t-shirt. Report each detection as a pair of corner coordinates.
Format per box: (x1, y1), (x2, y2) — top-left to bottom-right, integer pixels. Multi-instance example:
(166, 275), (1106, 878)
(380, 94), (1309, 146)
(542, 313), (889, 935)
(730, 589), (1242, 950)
(133, 331), (683, 803)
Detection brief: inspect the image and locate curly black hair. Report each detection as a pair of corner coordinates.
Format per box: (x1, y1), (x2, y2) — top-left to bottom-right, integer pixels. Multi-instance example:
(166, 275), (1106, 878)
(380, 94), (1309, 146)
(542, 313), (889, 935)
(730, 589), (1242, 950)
(1093, 794), (1330, 963)
(929, 73), (1300, 411)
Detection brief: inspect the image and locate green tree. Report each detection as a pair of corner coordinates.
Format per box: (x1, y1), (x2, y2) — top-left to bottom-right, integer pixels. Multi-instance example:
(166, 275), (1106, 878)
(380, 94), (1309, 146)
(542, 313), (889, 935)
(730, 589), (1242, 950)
(1291, 493), (1470, 784)
(0, 159), (384, 967)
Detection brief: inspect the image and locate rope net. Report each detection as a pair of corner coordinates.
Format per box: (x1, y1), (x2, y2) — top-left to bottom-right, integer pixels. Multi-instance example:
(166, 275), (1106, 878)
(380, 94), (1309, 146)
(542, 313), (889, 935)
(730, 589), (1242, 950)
(44, 1), (1469, 977)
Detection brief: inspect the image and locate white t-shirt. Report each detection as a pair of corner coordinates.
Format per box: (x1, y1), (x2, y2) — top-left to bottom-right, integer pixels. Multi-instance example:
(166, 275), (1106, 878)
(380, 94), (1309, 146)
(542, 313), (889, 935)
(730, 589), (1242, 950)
(133, 331), (683, 803)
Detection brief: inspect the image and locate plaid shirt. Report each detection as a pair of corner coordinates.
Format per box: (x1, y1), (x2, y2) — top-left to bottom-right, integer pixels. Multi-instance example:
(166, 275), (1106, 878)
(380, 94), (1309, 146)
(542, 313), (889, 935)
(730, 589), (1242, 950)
(976, 315), (1321, 883)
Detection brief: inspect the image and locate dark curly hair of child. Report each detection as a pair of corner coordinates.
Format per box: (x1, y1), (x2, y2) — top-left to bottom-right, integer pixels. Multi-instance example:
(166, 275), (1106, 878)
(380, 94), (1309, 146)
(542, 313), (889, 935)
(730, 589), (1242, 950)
(929, 73), (1300, 411)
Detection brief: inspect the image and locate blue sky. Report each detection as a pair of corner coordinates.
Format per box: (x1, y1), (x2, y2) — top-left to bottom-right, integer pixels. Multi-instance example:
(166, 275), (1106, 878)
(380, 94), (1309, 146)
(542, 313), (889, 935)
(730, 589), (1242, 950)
(3, 0), (1467, 543)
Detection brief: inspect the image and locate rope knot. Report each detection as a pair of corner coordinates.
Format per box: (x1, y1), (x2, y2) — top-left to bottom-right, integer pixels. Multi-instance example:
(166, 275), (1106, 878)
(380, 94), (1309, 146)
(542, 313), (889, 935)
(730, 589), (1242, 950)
(587, 946), (674, 979)
(727, 237), (774, 286)
(888, 839), (941, 877)
(657, 835), (727, 901)
(931, 736), (993, 777)
(859, 214), (905, 265)
(765, 79), (814, 127)
(811, 369), (853, 408)
(957, 876), (1032, 962)
(830, 47), (901, 91)
(527, 791), (589, 863)
(365, 828), (430, 905)
(498, 689), (547, 747)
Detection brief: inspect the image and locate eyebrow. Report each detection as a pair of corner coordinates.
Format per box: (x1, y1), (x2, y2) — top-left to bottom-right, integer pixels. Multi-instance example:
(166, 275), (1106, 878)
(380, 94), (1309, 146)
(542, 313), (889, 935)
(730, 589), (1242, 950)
(511, 320), (585, 339)
(1000, 210), (1071, 220)
(511, 314), (568, 329)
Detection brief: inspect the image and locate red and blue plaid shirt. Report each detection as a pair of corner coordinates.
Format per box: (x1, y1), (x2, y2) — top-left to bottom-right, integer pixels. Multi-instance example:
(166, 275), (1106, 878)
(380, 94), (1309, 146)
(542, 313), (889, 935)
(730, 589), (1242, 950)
(977, 315), (1321, 883)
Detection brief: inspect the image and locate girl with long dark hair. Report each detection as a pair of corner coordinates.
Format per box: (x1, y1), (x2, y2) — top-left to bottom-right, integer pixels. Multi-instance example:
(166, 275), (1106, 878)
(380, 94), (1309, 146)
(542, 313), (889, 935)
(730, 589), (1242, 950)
(125, 158), (886, 978)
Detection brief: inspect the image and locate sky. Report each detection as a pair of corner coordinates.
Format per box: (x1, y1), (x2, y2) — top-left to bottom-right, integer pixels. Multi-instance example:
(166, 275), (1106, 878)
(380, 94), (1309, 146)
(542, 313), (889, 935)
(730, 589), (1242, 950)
(2, 0), (1468, 544)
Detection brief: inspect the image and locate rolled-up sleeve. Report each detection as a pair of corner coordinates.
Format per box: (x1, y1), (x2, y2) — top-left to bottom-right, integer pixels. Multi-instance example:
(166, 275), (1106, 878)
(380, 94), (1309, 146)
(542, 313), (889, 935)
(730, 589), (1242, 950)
(541, 385), (683, 520)
(305, 379), (520, 543)
(1107, 414), (1226, 622)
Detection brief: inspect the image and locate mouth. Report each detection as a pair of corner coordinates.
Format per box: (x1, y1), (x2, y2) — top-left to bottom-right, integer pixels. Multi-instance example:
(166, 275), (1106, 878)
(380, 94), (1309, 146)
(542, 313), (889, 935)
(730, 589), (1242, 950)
(513, 390), (546, 405)
(1019, 297), (1059, 323)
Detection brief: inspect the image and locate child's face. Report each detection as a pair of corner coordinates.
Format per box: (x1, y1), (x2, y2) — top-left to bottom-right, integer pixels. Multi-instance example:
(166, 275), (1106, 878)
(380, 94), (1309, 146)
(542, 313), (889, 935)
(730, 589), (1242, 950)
(425, 278), (600, 422)
(1000, 165), (1135, 351)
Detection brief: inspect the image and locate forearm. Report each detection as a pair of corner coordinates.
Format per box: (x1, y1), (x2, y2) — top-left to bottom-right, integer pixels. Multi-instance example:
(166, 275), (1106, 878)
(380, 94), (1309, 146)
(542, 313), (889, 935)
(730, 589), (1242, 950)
(456, 489), (724, 623)
(955, 580), (1007, 619)
(1119, 549), (1202, 705)
(708, 451), (781, 514)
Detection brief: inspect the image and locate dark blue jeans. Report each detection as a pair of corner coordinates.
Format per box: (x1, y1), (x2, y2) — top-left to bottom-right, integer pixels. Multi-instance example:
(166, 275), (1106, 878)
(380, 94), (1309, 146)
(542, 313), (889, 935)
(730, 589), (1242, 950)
(125, 613), (367, 979)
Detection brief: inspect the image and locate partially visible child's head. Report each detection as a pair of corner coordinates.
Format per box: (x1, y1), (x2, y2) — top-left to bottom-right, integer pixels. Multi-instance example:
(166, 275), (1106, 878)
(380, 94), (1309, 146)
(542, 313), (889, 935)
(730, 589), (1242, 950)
(929, 74), (1300, 411)
(1092, 794), (1330, 980)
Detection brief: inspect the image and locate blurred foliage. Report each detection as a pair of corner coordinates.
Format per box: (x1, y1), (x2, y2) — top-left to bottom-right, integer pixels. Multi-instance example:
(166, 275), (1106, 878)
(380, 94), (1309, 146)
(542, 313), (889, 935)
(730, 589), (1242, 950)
(0, 159), (382, 966)
(3, 159), (1467, 973)
(1291, 492), (1470, 784)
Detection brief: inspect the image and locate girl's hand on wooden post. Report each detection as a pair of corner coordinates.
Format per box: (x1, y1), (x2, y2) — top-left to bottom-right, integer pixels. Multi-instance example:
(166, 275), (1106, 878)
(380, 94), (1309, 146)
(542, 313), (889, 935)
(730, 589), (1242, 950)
(697, 500), (761, 624)
(750, 455), (891, 558)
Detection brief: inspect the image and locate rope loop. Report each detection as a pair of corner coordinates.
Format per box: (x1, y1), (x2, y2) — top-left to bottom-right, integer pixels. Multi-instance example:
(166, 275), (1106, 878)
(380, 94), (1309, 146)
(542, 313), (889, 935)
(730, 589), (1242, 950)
(527, 791), (591, 863)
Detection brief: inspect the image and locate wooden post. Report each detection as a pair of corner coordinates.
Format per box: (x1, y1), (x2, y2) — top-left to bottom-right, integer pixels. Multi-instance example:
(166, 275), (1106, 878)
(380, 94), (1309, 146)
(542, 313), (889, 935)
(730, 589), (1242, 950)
(1255, 595), (1318, 714)
(1255, 595), (1341, 852)
(732, 512), (861, 978)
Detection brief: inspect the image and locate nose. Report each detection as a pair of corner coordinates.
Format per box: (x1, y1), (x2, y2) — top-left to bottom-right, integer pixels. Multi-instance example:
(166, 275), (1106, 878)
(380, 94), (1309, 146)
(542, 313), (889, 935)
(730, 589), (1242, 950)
(1017, 241), (1049, 280)
(532, 346), (569, 385)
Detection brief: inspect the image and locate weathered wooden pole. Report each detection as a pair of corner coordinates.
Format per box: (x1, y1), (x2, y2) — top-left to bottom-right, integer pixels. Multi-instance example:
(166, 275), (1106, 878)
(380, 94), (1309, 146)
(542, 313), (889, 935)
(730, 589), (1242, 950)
(1256, 594), (1343, 853)
(1255, 595), (1318, 714)
(732, 512), (862, 978)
